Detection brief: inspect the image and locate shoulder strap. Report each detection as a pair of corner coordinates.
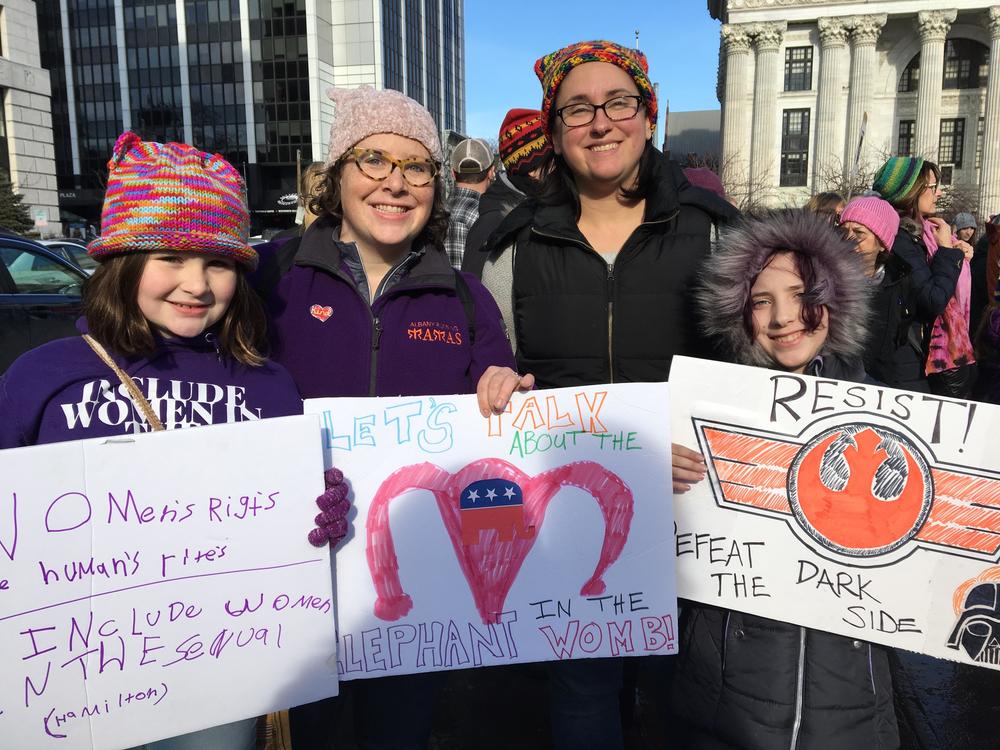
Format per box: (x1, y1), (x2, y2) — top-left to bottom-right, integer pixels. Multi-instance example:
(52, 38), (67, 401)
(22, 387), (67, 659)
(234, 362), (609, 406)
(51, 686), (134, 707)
(453, 269), (476, 346)
(82, 334), (165, 432)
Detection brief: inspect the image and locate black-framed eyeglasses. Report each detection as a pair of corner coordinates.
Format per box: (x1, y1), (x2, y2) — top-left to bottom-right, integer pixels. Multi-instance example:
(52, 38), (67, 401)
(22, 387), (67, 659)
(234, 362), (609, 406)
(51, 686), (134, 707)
(343, 148), (439, 187)
(555, 95), (644, 128)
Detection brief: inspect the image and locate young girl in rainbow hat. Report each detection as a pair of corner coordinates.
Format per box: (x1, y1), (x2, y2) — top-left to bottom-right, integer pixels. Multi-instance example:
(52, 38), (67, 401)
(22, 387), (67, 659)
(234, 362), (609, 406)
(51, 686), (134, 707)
(0, 131), (347, 750)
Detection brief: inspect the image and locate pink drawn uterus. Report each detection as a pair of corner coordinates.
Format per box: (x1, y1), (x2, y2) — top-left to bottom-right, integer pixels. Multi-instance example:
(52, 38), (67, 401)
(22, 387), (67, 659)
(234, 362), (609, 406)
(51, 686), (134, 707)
(366, 458), (634, 625)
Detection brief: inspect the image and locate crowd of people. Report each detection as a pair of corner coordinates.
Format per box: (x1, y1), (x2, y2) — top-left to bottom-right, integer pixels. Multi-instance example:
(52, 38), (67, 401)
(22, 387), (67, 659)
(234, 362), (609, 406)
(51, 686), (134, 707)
(2, 35), (1000, 750)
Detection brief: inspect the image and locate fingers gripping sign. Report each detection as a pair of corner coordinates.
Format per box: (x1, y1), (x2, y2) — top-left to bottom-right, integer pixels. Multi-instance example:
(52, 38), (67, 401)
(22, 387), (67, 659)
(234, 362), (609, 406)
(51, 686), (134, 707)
(672, 443), (707, 495)
(476, 366), (536, 417)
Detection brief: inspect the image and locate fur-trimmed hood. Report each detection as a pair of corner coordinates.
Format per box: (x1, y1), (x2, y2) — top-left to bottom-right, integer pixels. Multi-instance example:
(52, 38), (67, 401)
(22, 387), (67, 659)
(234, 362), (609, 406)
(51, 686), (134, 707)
(697, 210), (871, 368)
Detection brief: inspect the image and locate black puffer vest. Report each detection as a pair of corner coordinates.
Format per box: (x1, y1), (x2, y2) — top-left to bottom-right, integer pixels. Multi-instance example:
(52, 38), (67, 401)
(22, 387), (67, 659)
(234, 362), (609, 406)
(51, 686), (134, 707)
(510, 154), (737, 387)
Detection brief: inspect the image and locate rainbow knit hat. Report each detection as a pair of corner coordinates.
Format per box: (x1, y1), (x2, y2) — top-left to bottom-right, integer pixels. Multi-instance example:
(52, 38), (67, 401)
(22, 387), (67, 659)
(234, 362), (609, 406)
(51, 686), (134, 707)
(872, 156), (925, 205)
(498, 108), (551, 175)
(534, 40), (657, 137)
(88, 132), (257, 268)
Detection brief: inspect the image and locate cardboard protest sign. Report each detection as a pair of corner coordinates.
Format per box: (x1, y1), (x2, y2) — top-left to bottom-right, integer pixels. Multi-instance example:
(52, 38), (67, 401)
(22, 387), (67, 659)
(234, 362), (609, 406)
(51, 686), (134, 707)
(670, 355), (1000, 668)
(306, 383), (676, 679)
(0, 416), (338, 750)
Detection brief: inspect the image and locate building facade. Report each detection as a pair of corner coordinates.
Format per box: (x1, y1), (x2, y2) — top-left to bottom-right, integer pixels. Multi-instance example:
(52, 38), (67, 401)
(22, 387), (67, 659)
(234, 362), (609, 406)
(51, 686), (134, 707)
(710, 0), (1000, 216)
(0, 0), (58, 235)
(38, 0), (465, 227)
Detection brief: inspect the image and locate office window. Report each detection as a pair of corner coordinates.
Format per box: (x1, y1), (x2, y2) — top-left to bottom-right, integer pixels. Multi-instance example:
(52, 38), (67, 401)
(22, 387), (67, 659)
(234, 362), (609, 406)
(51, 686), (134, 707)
(898, 120), (916, 157)
(784, 47), (813, 91)
(899, 54), (920, 93)
(780, 108), (810, 187)
(943, 39), (989, 90)
(938, 118), (965, 167)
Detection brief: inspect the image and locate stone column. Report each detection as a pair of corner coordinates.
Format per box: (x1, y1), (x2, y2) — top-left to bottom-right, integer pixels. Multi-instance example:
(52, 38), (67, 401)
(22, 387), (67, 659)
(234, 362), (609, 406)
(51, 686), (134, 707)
(749, 21), (786, 189)
(720, 23), (754, 194)
(979, 7), (1000, 218)
(915, 10), (958, 159)
(812, 18), (850, 188)
(843, 15), (886, 176)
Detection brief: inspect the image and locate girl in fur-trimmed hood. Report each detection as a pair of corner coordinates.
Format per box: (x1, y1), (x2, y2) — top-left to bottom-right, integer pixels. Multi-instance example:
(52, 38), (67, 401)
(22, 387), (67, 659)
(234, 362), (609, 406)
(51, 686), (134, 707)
(696, 209), (871, 373)
(670, 210), (899, 749)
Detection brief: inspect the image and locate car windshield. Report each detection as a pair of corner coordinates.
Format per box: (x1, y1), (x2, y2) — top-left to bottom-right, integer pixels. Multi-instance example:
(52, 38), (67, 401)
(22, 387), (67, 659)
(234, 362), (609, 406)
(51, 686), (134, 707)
(1, 246), (83, 295)
(63, 244), (99, 273)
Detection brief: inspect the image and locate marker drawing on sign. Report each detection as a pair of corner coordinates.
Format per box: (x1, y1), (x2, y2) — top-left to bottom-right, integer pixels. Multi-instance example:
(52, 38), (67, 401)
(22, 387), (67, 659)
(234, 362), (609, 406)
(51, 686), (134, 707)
(365, 459), (634, 625)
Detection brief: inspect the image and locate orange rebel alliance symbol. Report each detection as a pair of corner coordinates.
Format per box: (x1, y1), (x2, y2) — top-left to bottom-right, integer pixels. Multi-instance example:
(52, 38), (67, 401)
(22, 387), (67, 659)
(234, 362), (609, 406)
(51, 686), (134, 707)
(790, 427), (929, 554)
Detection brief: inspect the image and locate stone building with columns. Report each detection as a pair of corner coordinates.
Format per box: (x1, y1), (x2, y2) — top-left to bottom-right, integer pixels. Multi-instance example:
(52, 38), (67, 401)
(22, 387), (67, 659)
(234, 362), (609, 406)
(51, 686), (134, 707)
(709, 0), (1000, 218)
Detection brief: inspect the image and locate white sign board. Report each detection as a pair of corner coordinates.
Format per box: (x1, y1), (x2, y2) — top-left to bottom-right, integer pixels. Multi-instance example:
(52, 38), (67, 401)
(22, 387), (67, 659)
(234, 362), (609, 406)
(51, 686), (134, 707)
(671, 355), (1000, 668)
(306, 383), (677, 679)
(0, 416), (338, 749)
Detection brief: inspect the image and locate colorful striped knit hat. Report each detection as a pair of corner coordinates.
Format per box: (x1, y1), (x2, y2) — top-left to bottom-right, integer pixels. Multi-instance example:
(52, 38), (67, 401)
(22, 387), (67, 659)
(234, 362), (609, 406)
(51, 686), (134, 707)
(88, 132), (256, 268)
(534, 40), (657, 137)
(498, 108), (551, 175)
(872, 156), (925, 206)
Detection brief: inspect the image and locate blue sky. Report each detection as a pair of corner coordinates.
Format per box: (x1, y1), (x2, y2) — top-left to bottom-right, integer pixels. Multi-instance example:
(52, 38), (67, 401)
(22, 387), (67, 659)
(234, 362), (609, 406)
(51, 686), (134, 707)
(463, 2), (722, 140)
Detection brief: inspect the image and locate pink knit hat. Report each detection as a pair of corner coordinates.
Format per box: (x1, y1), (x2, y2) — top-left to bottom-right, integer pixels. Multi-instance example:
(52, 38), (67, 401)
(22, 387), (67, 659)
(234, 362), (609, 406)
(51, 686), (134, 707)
(87, 132), (256, 268)
(326, 86), (442, 165)
(839, 196), (900, 251)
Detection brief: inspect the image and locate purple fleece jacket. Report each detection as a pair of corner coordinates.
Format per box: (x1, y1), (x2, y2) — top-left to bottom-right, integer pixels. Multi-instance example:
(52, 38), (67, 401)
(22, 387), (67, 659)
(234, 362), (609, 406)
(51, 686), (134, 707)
(0, 320), (302, 448)
(268, 216), (515, 398)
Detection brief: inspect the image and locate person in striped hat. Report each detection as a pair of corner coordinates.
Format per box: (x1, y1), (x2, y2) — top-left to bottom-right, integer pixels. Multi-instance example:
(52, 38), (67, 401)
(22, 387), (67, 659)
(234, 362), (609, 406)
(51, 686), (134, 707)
(461, 108), (553, 275)
(872, 155), (975, 397)
(0, 131), (351, 749)
(472, 39), (738, 750)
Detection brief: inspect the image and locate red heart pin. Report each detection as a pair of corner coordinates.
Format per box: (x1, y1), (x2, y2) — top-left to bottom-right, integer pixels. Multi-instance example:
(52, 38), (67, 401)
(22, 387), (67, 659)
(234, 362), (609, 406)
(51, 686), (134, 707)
(366, 458), (634, 625)
(310, 304), (333, 322)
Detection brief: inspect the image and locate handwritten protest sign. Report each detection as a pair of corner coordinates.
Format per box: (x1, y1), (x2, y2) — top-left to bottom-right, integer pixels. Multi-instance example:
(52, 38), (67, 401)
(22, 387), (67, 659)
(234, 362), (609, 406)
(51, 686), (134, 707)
(670, 355), (1000, 669)
(306, 383), (676, 679)
(0, 416), (338, 750)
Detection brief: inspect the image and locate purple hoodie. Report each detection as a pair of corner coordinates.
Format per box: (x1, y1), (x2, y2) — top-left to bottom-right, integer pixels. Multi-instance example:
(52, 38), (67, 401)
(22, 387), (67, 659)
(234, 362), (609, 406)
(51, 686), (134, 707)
(268, 216), (515, 398)
(0, 320), (302, 448)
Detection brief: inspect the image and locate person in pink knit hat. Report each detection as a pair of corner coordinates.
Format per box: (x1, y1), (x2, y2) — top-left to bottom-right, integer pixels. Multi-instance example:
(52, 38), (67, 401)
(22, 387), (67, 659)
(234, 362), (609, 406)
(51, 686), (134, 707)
(267, 85), (516, 750)
(838, 196), (928, 391)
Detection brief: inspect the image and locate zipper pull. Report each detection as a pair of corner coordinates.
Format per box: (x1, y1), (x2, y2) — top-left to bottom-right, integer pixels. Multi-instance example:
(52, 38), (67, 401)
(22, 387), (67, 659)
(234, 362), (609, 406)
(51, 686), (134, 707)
(205, 332), (221, 361)
(607, 262), (615, 292)
(372, 318), (382, 350)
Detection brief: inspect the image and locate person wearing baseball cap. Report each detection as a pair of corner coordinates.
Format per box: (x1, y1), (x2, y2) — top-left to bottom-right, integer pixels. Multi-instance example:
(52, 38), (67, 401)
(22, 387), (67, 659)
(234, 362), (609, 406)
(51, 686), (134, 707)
(472, 39), (738, 750)
(444, 137), (495, 267)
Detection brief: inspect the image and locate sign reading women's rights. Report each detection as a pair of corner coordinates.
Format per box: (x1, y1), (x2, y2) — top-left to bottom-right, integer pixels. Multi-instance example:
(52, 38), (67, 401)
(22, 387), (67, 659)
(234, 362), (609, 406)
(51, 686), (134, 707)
(671, 356), (1000, 669)
(0, 416), (338, 750)
(306, 383), (677, 679)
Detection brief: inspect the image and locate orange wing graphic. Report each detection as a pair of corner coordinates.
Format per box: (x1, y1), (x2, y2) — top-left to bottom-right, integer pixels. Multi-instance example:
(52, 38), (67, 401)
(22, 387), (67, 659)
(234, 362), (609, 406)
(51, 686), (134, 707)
(918, 470), (1000, 556)
(700, 426), (797, 515)
(699, 421), (1000, 561)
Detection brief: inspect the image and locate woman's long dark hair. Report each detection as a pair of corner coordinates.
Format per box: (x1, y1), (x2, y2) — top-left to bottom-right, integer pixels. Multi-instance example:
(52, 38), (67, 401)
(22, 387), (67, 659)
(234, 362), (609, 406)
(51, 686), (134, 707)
(536, 140), (659, 219)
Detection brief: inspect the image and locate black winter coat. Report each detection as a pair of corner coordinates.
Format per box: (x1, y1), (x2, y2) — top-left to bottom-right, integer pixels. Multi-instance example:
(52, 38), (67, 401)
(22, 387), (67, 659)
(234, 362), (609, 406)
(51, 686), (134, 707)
(671, 356), (899, 750)
(863, 253), (925, 391)
(462, 173), (533, 278)
(496, 152), (738, 387)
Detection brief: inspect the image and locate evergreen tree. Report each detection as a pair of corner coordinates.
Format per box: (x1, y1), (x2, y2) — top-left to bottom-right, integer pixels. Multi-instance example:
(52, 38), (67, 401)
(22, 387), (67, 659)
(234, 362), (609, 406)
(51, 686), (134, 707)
(0, 180), (34, 234)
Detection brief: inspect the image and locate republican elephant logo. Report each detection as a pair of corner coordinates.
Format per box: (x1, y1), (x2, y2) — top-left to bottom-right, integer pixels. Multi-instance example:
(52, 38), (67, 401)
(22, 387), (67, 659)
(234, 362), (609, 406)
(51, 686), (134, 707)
(365, 458), (634, 624)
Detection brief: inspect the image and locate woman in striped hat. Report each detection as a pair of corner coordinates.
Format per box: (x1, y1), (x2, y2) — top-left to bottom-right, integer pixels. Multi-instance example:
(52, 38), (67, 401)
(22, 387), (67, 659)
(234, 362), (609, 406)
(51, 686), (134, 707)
(872, 156), (976, 397)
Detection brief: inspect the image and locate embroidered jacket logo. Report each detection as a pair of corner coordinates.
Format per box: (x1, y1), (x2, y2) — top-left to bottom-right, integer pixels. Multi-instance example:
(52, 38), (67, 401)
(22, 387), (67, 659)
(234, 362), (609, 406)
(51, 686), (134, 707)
(61, 377), (263, 432)
(407, 320), (463, 346)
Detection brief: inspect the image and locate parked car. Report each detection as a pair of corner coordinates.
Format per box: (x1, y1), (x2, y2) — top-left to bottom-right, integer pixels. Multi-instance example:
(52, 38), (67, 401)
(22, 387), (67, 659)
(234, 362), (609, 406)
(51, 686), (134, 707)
(0, 233), (87, 373)
(39, 238), (98, 275)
